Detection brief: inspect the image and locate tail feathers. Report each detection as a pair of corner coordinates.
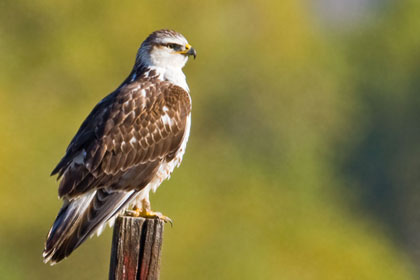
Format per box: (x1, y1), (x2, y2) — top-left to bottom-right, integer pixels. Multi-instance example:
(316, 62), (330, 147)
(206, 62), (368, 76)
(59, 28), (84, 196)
(43, 189), (136, 265)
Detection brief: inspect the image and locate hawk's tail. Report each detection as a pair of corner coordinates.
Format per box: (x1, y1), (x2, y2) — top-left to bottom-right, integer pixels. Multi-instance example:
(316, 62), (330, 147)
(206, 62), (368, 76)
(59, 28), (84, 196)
(43, 189), (137, 265)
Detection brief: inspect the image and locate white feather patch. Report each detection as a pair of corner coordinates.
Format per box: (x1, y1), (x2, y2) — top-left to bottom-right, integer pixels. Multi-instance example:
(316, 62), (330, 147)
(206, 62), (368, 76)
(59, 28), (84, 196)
(129, 136), (137, 145)
(140, 89), (147, 98)
(161, 114), (173, 126)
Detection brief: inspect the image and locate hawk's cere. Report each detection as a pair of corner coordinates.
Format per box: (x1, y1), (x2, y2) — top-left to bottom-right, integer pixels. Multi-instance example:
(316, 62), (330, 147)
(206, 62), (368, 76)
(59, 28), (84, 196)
(43, 29), (196, 264)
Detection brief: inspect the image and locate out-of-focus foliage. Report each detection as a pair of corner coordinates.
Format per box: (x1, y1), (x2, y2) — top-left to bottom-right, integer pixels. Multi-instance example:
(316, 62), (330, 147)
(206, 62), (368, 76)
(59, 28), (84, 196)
(0, 0), (418, 279)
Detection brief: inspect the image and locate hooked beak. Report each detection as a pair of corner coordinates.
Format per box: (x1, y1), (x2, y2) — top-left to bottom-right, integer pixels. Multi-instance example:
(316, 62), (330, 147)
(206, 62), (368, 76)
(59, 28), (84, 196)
(180, 43), (197, 59)
(187, 47), (197, 59)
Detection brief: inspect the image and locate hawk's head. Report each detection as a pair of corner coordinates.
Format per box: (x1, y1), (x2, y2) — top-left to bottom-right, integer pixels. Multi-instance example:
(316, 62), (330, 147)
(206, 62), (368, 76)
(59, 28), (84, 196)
(136, 29), (196, 70)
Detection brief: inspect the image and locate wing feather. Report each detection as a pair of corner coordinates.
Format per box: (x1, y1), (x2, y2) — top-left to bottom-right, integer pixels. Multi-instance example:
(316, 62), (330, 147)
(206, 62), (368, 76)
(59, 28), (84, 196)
(43, 189), (137, 264)
(53, 79), (191, 199)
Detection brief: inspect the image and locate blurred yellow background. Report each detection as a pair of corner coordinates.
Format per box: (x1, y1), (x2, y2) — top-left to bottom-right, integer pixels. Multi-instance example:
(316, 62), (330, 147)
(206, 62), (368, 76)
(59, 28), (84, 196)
(1, 0), (419, 279)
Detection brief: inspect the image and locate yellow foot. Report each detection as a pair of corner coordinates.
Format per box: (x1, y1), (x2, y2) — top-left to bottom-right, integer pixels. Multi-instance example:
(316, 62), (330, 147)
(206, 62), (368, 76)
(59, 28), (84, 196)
(142, 210), (173, 226)
(125, 207), (173, 226)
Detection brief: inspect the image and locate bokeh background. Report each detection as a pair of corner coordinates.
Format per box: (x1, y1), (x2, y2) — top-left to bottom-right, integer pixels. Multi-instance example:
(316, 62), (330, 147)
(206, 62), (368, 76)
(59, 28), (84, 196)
(1, 0), (419, 279)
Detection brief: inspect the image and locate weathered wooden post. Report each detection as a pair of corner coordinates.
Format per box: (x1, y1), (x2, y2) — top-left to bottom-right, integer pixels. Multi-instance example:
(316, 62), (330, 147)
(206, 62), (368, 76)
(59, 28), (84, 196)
(109, 216), (164, 280)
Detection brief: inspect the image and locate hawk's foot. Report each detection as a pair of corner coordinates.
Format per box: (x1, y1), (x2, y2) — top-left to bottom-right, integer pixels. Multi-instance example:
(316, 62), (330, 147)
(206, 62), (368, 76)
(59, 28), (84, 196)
(125, 206), (173, 226)
(141, 210), (173, 226)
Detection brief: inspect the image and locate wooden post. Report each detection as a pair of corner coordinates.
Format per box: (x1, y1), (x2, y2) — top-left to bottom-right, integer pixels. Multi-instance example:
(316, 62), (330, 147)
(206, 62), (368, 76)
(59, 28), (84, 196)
(109, 216), (164, 280)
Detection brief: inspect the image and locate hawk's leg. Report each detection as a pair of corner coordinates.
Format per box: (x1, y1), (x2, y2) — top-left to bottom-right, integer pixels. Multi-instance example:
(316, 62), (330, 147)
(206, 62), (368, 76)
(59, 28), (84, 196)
(125, 198), (173, 225)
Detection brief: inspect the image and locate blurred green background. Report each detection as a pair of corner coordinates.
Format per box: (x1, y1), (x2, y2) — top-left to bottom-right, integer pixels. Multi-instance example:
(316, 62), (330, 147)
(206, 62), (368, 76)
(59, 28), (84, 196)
(1, 0), (419, 279)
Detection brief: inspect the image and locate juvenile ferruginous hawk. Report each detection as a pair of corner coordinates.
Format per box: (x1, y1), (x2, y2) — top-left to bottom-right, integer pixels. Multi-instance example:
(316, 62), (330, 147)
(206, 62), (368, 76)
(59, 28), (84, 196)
(43, 29), (196, 264)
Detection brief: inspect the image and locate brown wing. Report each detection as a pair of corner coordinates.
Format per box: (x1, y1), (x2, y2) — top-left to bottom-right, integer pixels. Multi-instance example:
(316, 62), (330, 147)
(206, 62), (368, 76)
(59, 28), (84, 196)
(53, 79), (191, 199)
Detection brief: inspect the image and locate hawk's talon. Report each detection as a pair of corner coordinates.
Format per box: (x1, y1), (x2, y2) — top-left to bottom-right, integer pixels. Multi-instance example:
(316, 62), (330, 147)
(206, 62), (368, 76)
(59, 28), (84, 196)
(142, 210), (173, 227)
(124, 208), (173, 226)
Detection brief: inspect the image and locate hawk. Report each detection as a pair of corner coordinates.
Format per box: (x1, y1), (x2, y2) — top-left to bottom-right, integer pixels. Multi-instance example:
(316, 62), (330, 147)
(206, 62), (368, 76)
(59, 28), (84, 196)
(43, 29), (196, 264)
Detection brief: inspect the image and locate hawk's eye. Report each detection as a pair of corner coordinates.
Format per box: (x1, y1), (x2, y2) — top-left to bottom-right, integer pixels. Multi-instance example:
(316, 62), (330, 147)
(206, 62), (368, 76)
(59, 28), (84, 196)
(167, 43), (181, 51)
